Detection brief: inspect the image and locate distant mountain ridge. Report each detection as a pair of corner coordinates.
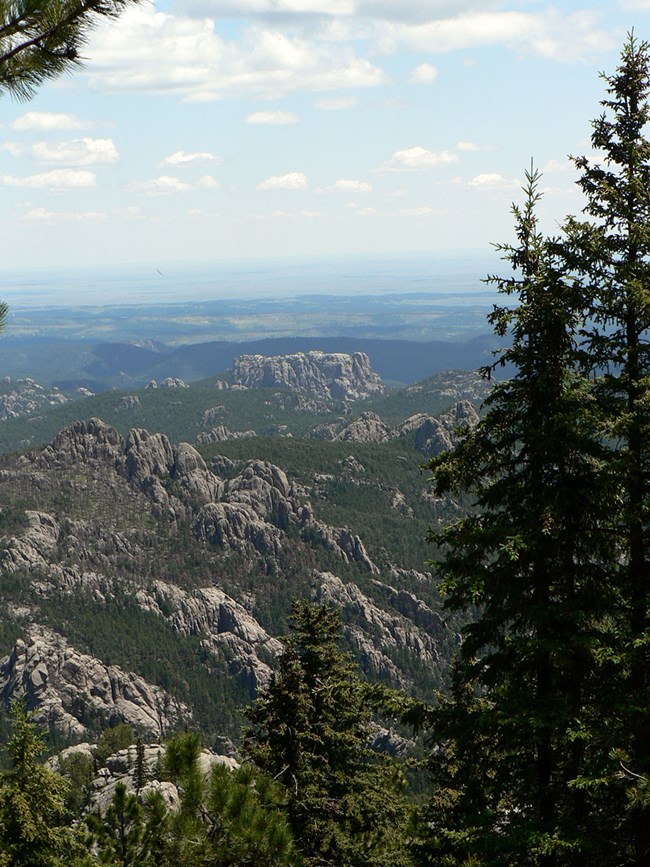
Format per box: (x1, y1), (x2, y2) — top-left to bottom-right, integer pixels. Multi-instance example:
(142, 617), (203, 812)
(0, 333), (498, 392)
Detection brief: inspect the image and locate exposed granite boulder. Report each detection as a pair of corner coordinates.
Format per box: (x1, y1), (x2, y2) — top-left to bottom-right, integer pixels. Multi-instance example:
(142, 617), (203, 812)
(196, 426), (257, 445)
(399, 399), (479, 456)
(231, 351), (385, 401)
(335, 411), (393, 443)
(316, 571), (446, 688)
(120, 429), (222, 517)
(0, 378), (71, 422)
(225, 460), (298, 528)
(194, 502), (283, 558)
(307, 524), (379, 573)
(138, 581), (282, 691)
(36, 418), (124, 469)
(0, 626), (188, 739)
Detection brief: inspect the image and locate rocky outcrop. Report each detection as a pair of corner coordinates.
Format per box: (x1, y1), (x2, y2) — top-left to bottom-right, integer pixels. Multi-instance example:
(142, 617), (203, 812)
(335, 411), (393, 443)
(0, 626), (188, 739)
(36, 418), (124, 469)
(138, 581), (282, 691)
(195, 502), (283, 558)
(316, 571), (447, 688)
(308, 525), (379, 573)
(231, 351), (385, 401)
(115, 395), (141, 411)
(0, 378), (71, 421)
(399, 400), (479, 456)
(145, 377), (188, 389)
(196, 426), (257, 445)
(120, 429), (222, 517)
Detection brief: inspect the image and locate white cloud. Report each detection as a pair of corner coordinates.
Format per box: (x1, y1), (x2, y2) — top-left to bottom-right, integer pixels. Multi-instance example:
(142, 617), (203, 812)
(197, 174), (220, 188)
(257, 171), (308, 190)
(31, 138), (119, 167)
(161, 150), (221, 167)
(409, 62), (437, 83)
(457, 141), (480, 151)
(134, 175), (192, 194)
(1, 142), (24, 157)
(22, 207), (106, 222)
(376, 10), (615, 62)
(469, 173), (517, 188)
(183, 0), (488, 23)
(11, 111), (92, 131)
(85, 6), (385, 100)
(396, 206), (436, 216)
(245, 111), (300, 124)
(323, 178), (372, 193)
(316, 96), (358, 110)
(380, 145), (458, 172)
(0, 169), (97, 189)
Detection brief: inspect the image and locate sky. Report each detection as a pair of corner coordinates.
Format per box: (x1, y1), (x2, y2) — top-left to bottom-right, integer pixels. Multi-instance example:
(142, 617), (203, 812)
(0, 0), (649, 276)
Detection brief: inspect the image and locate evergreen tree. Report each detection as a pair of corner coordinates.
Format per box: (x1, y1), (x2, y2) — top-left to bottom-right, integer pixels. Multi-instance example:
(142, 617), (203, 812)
(244, 600), (412, 867)
(0, 0), (142, 101)
(151, 731), (299, 866)
(420, 169), (618, 865)
(562, 33), (650, 864)
(0, 699), (83, 866)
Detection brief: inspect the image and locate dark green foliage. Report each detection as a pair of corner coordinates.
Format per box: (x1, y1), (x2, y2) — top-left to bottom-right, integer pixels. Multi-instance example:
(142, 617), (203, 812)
(59, 751), (94, 814)
(560, 33), (650, 862)
(85, 782), (166, 866)
(420, 170), (618, 865)
(150, 731), (300, 866)
(0, 0), (142, 102)
(245, 600), (413, 867)
(39, 592), (251, 736)
(0, 700), (82, 866)
(95, 724), (134, 767)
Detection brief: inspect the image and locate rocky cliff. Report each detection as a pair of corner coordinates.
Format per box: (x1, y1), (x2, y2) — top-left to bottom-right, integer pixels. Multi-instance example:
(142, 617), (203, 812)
(0, 400), (461, 742)
(231, 351), (385, 401)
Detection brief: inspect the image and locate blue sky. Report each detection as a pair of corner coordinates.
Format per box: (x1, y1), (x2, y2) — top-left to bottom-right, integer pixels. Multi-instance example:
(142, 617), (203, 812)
(0, 0), (647, 272)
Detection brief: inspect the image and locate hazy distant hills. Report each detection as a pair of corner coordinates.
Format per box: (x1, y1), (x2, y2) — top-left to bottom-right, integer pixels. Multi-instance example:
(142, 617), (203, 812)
(0, 333), (498, 393)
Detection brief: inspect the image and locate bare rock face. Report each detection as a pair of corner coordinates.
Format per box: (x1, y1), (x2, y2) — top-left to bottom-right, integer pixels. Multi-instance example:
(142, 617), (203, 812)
(115, 395), (141, 411)
(231, 351), (385, 401)
(335, 411), (393, 444)
(399, 399), (479, 456)
(138, 581), (282, 691)
(0, 627), (188, 739)
(37, 418), (124, 469)
(225, 460), (296, 526)
(316, 571), (447, 688)
(196, 426), (257, 445)
(308, 524), (379, 573)
(0, 378), (71, 421)
(121, 429), (222, 517)
(194, 502), (282, 558)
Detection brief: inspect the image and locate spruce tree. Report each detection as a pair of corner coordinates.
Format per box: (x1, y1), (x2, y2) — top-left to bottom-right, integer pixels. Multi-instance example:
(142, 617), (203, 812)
(562, 32), (650, 864)
(0, 0), (142, 101)
(420, 169), (617, 866)
(244, 600), (412, 867)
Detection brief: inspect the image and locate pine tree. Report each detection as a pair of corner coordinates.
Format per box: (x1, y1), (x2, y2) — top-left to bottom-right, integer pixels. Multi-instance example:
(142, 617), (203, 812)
(420, 169), (618, 865)
(0, 699), (83, 866)
(0, 0), (142, 101)
(244, 600), (412, 867)
(562, 32), (650, 864)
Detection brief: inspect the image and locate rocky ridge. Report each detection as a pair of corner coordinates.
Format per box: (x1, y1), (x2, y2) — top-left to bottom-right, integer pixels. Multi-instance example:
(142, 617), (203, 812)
(231, 351), (385, 401)
(0, 412), (461, 740)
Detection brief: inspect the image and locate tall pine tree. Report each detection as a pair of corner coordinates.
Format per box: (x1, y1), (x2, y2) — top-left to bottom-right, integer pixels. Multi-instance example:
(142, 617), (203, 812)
(420, 168), (618, 866)
(562, 32), (650, 864)
(244, 600), (412, 867)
